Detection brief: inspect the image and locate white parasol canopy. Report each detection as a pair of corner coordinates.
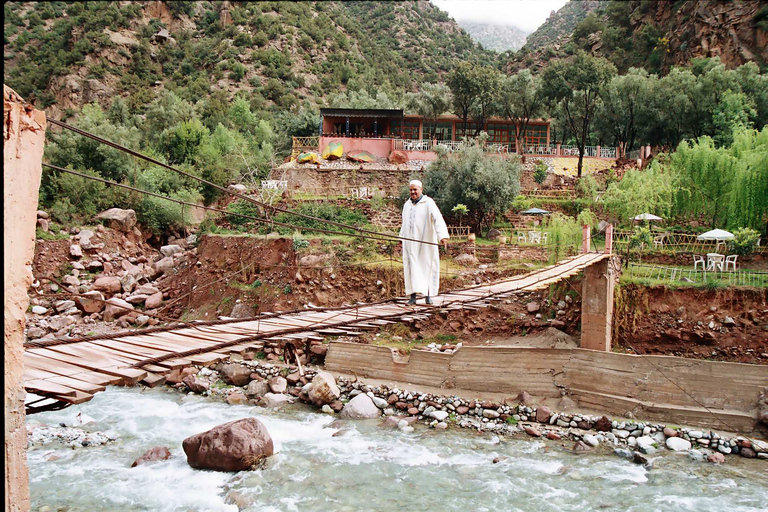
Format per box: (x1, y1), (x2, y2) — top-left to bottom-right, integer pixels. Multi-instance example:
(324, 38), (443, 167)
(633, 213), (663, 221)
(696, 229), (734, 241)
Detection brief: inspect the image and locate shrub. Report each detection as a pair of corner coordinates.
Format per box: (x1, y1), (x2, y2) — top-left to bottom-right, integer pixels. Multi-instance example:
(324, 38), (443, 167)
(533, 161), (548, 185)
(727, 227), (760, 256)
(225, 199), (262, 227)
(511, 195), (533, 212)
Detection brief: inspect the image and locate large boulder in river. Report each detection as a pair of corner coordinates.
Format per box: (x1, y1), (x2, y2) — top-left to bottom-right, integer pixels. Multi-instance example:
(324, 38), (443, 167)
(182, 418), (273, 472)
(96, 208), (137, 232)
(306, 371), (340, 406)
(340, 393), (381, 419)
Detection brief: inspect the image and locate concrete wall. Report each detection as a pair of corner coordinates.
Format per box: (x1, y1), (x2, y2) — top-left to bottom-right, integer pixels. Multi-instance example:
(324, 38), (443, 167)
(326, 342), (768, 433)
(4, 85), (46, 512)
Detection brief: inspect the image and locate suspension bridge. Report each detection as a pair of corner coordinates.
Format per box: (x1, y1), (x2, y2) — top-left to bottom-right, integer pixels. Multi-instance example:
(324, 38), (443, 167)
(23, 252), (614, 414)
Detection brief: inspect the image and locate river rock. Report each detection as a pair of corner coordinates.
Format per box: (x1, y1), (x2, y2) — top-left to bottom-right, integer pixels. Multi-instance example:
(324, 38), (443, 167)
(54, 300), (76, 313)
(31, 306), (48, 315)
(594, 416), (612, 431)
(371, 396), (388, 409)
(268, 376), (287, 394)
(583, 434), (599, 447)
(182, 375), (209, 393)
(219, 364), (252, 386)
(483, 409), (500, 419)
(707, 452), (725, 464)
(524, 426), (541, 437)
(70, 245), (83, 258)
(306, 371), (340, 406)
(227, 391), (248, 405)
(131, 446), (172, 467)
(340, 394), (381, 419)
(636, 436), (657, 454)
(666, 437), (692, 451)
(663, 427), (678, 437)
(429, 410), (450, 421)
(526, 302), (541, 313)
(182, 418), (273, 472)
(245, 380), (270, 398)
(96, 208), (137, 232)
(535, 406), (551, 423)
(103, 298), (134, 322)
(740, 447), (756, 458)
(120, 274), (137, 294)
(614, 448), (634, 460)
(261, 393), (293, 408)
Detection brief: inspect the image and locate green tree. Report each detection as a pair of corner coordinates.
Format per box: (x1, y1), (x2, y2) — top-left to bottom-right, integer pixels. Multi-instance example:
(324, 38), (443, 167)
(712, 90), (756, 146)
(542, 51), (616, 177)
(598, 68), (655, 157)
(406, 82), (451, 140)
(499, 69), (544, 154)
(424, 136), (521, 233)
(468, 66), (501, 136)
(159, 118), (210, 164)
(602, 161), (673, 225)
(447, 61), (481, 135)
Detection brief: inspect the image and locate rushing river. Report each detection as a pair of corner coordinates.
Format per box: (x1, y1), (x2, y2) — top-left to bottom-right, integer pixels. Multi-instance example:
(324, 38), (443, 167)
(27, 387), (768, 512)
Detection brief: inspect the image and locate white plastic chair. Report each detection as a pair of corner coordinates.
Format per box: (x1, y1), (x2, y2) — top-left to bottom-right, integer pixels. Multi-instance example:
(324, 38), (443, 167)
(517, 232), (527, 243)
(724, 255), (737, 271)
(693, 254), (705, 271)
(653, 235), (664, 248)
(541, 232), (548, 244)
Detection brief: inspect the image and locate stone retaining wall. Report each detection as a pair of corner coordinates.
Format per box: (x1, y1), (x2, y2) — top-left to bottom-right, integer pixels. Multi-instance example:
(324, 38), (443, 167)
(325, 342), (768, 434)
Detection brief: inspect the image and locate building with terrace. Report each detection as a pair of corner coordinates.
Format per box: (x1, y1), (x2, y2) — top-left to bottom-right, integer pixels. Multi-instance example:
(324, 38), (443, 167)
(290, 108), (622, 162)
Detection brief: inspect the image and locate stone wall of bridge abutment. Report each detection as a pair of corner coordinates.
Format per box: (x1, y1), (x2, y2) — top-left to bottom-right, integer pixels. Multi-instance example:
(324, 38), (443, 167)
(325, 342), (768, 434)
(4, 84), (46, 512)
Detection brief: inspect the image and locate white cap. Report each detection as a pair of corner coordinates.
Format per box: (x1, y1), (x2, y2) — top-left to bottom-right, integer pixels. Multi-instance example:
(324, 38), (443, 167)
(409, 179), (423, 188)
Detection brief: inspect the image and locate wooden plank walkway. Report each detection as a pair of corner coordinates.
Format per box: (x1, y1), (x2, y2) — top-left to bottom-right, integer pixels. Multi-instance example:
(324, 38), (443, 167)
(23, 253), (610, 413)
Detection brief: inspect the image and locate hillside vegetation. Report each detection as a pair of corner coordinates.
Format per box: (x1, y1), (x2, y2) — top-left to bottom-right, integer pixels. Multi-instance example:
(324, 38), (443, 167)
(3, 1), (495, 114)
(510, 0), (767, 74)
(460, 21), (528, 52)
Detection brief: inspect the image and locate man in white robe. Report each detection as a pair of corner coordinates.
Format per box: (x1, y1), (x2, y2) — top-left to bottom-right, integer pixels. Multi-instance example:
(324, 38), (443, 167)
(399, 180), (449, 305)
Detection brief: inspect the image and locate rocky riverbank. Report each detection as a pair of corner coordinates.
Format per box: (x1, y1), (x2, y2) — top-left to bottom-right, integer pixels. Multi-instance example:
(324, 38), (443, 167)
(166, 358), (768, 466)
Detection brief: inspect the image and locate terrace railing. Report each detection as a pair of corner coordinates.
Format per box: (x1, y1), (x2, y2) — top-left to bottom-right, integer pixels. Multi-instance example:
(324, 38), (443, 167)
(291, 136), (320, 158)
(614, 231), (768, 255)
(628, 263), (768, 287)
(600, 147), (616, 159)
(626, 148), (642, 161)
(520, 189), (575, 199)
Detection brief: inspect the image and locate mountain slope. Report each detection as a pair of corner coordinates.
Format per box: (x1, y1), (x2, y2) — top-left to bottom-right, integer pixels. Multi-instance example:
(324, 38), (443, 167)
(3, 1), (496, 117)
(460, 21), (528, 52)
(508, 0), (767, 74)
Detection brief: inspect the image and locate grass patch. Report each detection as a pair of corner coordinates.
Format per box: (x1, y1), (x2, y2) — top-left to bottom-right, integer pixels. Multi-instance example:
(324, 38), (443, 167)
(36, 227), (69, 240)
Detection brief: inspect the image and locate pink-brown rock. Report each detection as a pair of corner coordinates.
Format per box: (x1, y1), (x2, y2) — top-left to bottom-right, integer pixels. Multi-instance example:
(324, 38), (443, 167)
(75, 291), (105, 313)
(94, 276), (122, 293)
(183, 418), (273, 471)
(524, 426), (541, 437)
(535, 406), (552, 423)
(227, 391), (248, 405)
(103, 298), (134, 322)
(131, 446), (171, 467)
(183, 375), (209, 393)
(145, 292), (163, 309)
(388, 150), (408, 164)
(306, 371), (340, 406)
(663, 427), (678, 437)
(268, 376), (287, 394)
(707, 452), (725, 464)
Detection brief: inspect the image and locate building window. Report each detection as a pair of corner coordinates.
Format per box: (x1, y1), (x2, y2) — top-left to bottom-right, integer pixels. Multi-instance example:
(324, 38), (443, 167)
(524, 124), (548, 147)
(398, 120), (420, 139)
(423, 121), (453, 141)
(455, 122), (480, 140)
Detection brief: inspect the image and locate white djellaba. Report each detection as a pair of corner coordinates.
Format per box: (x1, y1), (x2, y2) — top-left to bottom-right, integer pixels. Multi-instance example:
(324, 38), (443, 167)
(399, 188), (449, 298)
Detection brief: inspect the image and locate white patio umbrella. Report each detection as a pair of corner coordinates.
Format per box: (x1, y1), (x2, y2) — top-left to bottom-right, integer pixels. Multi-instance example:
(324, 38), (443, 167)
(633, 213), (663, 222)
(696, 229), (734, 241)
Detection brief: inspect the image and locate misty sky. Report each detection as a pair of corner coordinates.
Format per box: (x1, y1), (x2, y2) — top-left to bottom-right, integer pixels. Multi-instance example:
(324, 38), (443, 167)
(432, 0), (570, 33)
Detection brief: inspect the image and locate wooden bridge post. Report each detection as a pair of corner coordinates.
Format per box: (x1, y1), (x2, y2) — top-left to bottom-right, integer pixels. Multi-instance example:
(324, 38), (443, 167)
(581, 224), (591, 253)
(4, 85), (46, 512)
(581, 257), (615, 352)
(605, 224), (613, 254)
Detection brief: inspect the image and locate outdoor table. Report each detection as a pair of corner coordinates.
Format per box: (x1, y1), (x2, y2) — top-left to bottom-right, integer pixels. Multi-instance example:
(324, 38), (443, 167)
(706, 253), (724, 271)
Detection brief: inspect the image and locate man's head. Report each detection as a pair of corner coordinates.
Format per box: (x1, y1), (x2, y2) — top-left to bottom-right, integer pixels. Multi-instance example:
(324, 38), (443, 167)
(409, 179), (423, 201)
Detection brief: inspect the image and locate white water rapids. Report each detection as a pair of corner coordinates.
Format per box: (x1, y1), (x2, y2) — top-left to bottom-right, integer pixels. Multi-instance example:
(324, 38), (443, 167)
(27, 387), (768, 512)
